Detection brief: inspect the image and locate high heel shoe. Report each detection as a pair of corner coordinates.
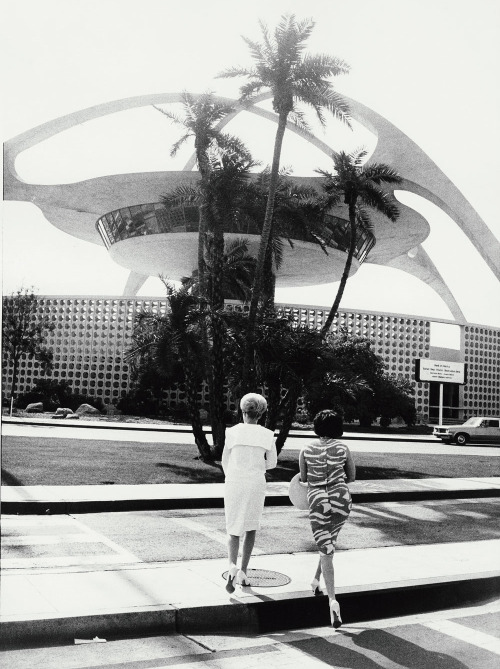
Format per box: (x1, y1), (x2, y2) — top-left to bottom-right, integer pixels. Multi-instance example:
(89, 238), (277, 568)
(311, 578), (323, 596)
(225, 565), (238, 594)
(236, 569), (250, 587)
(329, 599), (342, 629)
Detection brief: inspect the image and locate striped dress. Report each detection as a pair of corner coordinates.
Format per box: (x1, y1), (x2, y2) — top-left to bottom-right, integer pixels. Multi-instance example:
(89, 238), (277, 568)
(303, 438), (352, 555)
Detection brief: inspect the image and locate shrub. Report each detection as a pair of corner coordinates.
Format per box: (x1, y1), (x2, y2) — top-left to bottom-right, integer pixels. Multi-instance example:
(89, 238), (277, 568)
(16, 379), (105, 413)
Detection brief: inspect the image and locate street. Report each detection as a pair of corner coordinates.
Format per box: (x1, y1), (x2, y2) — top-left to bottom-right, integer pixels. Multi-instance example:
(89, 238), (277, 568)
(2, 598), (499, 668)
(3, 421), (500, 456)
(2, 499), (500, 568)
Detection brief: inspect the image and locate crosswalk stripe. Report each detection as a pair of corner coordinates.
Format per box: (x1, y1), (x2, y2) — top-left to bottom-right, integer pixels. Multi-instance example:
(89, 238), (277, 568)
(0, 554), (135, 569)
(2, 533), (97, 546)
(425, 619), (500, 655)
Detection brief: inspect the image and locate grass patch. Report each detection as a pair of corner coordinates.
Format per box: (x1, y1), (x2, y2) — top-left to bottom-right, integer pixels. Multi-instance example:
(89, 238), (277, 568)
(2, 433), (499, 486)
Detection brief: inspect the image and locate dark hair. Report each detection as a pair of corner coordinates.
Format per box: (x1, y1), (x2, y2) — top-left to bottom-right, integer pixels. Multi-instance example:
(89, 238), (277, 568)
(313, 410), (343, 438)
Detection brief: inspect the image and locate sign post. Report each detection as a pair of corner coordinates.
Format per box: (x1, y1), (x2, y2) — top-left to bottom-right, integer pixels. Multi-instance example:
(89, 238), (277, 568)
(415, 359), (467, 425)
(439, 383), (444, 426)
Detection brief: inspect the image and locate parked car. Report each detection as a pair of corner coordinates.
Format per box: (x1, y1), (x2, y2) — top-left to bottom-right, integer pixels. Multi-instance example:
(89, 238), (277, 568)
(433, 417), (500, 445)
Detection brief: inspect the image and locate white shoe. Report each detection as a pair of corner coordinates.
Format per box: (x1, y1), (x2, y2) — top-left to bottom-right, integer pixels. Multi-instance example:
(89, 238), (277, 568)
(329, 599), (342, 628)
(311, 578), (323, 596)
(236, 569), (250, 587)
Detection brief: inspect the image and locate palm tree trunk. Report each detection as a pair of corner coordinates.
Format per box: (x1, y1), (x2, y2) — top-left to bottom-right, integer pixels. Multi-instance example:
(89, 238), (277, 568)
(242, 112), (288, 392)
(184, 358), (212, 461)
(10, 353), (20, 409)
(321, 201), (357, 336)
(208, 217), (227, 459)
(275, 383), (302, 454)
(263, 241), (276, 309)
(264, 374), (281, 431)
(197, 151), (211, 299)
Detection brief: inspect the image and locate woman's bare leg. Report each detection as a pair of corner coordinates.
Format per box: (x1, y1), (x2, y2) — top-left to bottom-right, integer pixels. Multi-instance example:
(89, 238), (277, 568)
(240, 530), (256, 574)
(227, 534), (239, 568)
(320, 553), (336, 600)
(314, 558), (322, 582)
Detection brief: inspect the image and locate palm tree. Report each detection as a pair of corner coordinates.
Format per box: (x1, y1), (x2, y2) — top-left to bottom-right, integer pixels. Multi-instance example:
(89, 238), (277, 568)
(126, 284), (213, 461)
(154, 91), (234, 296)
(318, 148), (402, 336)
(181, 238), (256, 301)
(218, 13), (351, 389)
(156, 93), (244, 455)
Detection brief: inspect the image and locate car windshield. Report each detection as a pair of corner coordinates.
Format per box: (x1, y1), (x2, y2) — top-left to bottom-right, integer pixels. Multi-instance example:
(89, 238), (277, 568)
(463, 418), (482, 426)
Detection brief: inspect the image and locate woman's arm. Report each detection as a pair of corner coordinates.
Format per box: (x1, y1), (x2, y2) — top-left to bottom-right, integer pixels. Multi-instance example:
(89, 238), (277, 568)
(299, 449), (308, 483)
(265, 441), (278, 470)
(221, 445), (230, 475)
(344, 446), (356, 483)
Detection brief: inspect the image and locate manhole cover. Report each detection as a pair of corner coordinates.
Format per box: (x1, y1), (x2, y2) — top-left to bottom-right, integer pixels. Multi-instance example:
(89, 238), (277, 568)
(222, 569), (291, 587)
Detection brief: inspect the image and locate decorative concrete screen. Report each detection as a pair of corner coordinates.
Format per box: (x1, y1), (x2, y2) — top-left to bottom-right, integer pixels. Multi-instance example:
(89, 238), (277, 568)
(463, 326), (500, 416)
(2, 296), (499, 421)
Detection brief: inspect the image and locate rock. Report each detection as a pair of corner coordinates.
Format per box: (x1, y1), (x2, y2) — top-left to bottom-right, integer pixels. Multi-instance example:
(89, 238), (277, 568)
(26, 402), (43, 413)
(66, 413), (80, 419)
(55, 407), (73, 417)
(75, 403), (101, 416)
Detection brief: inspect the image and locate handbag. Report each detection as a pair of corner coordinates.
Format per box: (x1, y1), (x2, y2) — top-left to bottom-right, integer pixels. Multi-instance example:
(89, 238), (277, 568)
(288, 473), (309, 510)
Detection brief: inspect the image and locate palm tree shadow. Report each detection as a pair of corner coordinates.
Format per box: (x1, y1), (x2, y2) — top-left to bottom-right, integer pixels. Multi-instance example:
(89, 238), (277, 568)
(155, 463), (224, 482)
(344, 629), (469, 669)
(284, 629), (469, 668)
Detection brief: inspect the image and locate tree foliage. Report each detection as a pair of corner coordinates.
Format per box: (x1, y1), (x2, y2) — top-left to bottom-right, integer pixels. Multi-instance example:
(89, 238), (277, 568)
(2, 288), (55, 403)
(318, 149), (402, 334)
(218, 13), (351, 391)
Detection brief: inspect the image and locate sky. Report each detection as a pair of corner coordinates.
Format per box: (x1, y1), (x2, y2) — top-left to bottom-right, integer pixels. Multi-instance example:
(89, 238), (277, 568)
(2, 0), (500, 331)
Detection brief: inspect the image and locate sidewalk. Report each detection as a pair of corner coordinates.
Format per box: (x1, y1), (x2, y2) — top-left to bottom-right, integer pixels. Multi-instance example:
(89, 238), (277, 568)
(2, 539), (499, 647)
(3, 477), (500, 514)
(2, 478), (500, 647)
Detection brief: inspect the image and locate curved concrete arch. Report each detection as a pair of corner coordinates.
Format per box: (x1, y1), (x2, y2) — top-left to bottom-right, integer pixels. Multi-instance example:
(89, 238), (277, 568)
(383, 246), (466, 323)
(4, 91), (496, 321)
(345, 97), (500, 282)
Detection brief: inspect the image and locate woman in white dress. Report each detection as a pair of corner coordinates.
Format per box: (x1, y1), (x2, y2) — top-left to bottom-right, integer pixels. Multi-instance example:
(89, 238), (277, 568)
(222, 393), (277, 593)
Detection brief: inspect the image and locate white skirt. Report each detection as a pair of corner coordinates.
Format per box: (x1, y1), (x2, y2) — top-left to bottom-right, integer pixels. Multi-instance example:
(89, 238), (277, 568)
(224, 476), (267, 536)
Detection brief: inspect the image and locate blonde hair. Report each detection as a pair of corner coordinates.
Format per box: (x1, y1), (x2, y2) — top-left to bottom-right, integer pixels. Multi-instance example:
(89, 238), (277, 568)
(240, 393), (267, 419)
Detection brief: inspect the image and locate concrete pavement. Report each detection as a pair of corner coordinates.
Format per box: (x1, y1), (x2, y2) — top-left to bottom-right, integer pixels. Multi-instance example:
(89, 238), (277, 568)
(2, 478), (500, 647)
(3, 477), (500, 514)
(2, 533), (499, 647)
(2, 417), (500, 648)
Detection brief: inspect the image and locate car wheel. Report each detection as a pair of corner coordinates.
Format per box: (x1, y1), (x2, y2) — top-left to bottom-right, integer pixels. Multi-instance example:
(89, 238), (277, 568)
(455, 433), (468, 446)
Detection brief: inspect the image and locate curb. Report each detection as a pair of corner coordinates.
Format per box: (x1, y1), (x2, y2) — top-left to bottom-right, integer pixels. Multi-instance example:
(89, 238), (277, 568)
(2, 573), (499, 649)
(1, 418), (437, 443)
(3, 487), (500, 515)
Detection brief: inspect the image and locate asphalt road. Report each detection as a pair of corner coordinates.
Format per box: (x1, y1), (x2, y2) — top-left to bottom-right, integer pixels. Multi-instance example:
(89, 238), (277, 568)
(3, 598), (499, 668)
(3, 498), (500, 569)
(3, 421), (500, 455)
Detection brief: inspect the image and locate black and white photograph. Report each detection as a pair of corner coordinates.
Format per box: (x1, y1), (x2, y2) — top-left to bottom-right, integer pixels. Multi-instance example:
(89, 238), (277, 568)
(1, 1), (499, 667)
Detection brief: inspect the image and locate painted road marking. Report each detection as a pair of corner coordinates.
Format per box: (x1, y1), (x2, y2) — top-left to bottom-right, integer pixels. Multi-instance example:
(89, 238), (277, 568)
(1, 514), (142, 569)
(425, 619), (500, 655)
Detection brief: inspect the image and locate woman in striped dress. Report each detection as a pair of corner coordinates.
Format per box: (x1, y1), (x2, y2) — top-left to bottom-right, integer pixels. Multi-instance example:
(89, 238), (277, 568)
(299, 410), (356, 627)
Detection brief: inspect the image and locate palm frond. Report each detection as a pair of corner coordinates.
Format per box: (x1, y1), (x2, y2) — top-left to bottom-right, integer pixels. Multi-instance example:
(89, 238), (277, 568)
(362, 162), (402, 185)
(359, 183), (400, 221)
(355, 207), (374, 232)
(299, 53), (351, 78)
(169, 133), (192, 157)
(349, 147), (369, 168)
(152, 105), (184, 125)
(161, 183), (201, 207)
